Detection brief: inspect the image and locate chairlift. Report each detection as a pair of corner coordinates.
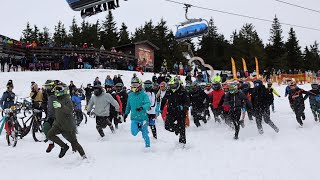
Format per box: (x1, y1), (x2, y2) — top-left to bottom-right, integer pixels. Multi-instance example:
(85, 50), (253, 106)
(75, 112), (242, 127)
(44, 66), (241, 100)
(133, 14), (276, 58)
(175, 4), (209, 41)
(66, 0), (126, 18)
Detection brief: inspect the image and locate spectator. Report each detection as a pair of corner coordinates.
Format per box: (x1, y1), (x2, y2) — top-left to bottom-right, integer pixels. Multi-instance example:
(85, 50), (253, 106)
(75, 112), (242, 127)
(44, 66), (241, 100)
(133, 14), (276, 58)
(21, 55), (27, 71)
(105, 75), (114, 87)
(173, 62), (179, 75)
(7, 55), (13, 72)
(152, 73), (158, 83)
(185, 72), (192, 83)
(69, 81), (77, 95)
(63, 54), (70, 70)
(111, 47), (117, 53)
(0, 55), (5, 72)
(93, 77), (102, 86)
(157, 72), (165, 84)
(179, 62), (184, 75)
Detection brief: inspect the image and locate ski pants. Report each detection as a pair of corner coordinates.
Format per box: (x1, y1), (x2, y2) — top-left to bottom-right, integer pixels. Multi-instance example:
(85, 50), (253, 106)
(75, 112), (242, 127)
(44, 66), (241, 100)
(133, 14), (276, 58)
(191, 109), (206, 127)
(165, 112), (186, 144)
(47, 125), (85, 156)
(311, 105), (320, 121)
(75, 109), (83, 126)
(0, 63), (4, 72)
(230, 110), (241, 138)
(255, 108), (278, 131)
(213, 107), (222, 122)
(131, 120), (150, 147)
(293, 105), (305, 125)
(148, 114), (157, 139)
(96, 116), (113, 133)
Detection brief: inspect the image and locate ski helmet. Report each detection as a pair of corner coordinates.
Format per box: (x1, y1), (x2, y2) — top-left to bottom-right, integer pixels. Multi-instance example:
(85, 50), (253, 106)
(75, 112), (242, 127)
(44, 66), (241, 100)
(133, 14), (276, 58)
(168, 77), (180, 93)
(229, 84), (238, 94)
(311, 83), (319, 90)
(253, 80), (263, 88)
(191, 81), (199, 92)
(267, 81), (272, 88)
(115, 83), (124, 92)
(243, 82), (250, 90)
(223, 84), (229, 93)
(54, 83), (68, 97)
(143, 80), (153, 91)
(212, 82), (221, 90)
(93, 85), (103, 96)
(185, 82), (191, 93)
(131, 77), (142, 92)
(160, 82), (167, 91)
(205, 82), (212, 91)
(44, 80), (55, 95)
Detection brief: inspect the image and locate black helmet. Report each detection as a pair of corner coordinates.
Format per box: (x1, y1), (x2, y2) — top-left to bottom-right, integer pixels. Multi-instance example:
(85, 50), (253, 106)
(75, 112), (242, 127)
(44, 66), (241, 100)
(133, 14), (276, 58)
(115, 83), (124, 92)
(311, 83), (319, 90)
(253, 80), (263, 88)
(144, 80), (153, 91)
(93, 85), (103, 96)
(243, 82), (250, 90)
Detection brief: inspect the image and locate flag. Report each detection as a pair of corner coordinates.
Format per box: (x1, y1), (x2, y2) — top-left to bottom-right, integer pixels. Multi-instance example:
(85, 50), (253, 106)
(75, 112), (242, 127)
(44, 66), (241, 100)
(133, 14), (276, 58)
(242, 58), (248, 72)
(231, 57), (237, 80)
(255, 57), (259, 78)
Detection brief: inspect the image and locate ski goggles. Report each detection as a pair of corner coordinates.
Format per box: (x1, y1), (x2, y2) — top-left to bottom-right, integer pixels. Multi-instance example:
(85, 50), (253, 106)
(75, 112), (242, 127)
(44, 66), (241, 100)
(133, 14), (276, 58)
(254, 83), (260, 87)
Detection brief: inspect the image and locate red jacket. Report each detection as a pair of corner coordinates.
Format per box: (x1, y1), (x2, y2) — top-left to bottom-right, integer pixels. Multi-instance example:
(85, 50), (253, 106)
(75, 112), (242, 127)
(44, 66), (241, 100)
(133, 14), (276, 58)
(208, 89), (225, 109)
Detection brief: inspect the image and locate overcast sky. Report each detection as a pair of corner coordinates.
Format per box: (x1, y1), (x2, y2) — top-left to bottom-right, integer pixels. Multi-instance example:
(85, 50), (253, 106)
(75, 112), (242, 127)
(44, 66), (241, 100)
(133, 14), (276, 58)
(1, 0), (319, 48)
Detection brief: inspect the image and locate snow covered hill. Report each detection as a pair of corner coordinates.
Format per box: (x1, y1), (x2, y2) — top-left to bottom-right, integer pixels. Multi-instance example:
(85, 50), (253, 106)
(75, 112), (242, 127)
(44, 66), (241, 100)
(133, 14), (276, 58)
(0, 69), (319, 180)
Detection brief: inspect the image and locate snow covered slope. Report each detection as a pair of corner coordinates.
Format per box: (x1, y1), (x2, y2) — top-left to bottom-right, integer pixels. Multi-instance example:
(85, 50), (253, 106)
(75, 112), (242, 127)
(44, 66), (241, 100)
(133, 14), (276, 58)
(0, 69), (319, 180)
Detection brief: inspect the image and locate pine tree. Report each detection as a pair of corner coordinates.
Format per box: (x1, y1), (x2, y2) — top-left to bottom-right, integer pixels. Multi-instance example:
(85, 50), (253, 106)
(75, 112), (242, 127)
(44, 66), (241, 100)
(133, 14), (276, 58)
(119, 22), (131, 45)
(53, 21), (67, 47)
(265, 15), (286, 69)
(43, 27), (51, 43)
(285, 27), (302, 70)
(69, 17), (81, 46)
(100, 11), (118, 50)
(22, 22), (33, 43)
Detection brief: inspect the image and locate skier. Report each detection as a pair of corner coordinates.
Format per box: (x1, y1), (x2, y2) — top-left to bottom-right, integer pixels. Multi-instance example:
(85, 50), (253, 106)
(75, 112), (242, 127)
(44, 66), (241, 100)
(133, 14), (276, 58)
(288, 82), (313, 126)
(47, 82), (86, 159)
(189, 82), (209, 127)
(71, 88), (85, 126)
(208, 82), (225, 123)
(144, 80), (157, 139)
(87, 85), (120, 137)
(308, 83), (320, 121)
(221, 83), (251, 139)
(161, 77), (190, 145)
(125, 77), (151, 148)
(266, 81), (281, 112)
(251, 80), (279, 134)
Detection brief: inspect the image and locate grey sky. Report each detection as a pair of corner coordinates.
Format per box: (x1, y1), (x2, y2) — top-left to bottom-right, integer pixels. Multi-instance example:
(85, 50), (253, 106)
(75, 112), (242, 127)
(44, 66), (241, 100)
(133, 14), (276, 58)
(0, 0), (319, 48)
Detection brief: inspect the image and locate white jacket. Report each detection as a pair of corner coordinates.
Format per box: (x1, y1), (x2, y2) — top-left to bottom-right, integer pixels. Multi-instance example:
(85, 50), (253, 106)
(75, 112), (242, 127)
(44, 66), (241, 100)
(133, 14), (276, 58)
(146, 91), (156, 115)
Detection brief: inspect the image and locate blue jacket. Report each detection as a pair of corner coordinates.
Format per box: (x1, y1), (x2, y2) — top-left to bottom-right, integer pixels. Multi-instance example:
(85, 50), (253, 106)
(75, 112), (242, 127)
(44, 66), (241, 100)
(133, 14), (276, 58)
(0, 91), (15, 109)
(105, 79), (114, 86)
(71, 94), (85, 110)
(125, 90), (150, 122)
(285, 86), (290, 97)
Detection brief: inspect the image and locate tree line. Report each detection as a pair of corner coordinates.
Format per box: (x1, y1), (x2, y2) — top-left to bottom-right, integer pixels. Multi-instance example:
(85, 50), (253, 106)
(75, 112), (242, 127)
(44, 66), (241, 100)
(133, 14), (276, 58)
(21, 12), (320, 72)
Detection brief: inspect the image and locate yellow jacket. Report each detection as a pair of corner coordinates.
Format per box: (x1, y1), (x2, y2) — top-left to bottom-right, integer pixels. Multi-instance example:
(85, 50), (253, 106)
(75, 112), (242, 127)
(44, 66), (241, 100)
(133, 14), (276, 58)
(266, 86), (280, 97)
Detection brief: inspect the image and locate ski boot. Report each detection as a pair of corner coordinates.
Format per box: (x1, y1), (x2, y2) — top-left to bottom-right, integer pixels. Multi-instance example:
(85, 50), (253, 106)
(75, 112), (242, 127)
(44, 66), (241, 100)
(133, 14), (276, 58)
(46, 143), (55, 153)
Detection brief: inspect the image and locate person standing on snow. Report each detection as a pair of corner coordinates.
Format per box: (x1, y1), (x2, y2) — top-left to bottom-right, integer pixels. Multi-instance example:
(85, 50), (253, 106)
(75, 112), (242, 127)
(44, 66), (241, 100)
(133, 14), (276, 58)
(87, 85), (121, 136)
(144, 80), (157, 139)
(161, 77), (190, 145)
(125, 77), (151, 148)
(251, 80), (279, 134)
(47, 82), (86, 159)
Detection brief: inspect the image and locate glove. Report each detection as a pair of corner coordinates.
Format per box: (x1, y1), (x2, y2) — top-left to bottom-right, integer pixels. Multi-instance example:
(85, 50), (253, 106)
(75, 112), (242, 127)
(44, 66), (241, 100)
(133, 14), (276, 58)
(124, 114), (128, 121)
(117, 113), (123, 123)
(52, 101), (61, 109)
(136, 107), (143, 112)
(87, 111), (90, 116)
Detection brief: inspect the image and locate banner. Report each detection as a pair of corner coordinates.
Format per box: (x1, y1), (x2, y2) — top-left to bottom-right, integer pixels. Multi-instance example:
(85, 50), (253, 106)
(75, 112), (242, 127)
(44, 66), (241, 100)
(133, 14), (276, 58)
(242, 58), (247, 72)
(255, 57), (259, 78)
(231, 57), (237, 80)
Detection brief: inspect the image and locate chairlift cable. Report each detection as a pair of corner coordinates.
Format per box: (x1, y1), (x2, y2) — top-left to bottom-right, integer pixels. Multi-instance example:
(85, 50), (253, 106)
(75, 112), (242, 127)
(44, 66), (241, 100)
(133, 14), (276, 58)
(274, 0), (320, 14)
(164, 0), (320, 32)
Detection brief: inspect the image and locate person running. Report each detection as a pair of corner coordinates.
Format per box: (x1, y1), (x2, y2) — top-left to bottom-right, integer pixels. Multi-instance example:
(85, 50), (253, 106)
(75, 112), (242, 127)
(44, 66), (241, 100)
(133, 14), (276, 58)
(87, 85), (120, 136)
(308, 83), (320, 122)
(161, 77), (190, 146)
(125, 77), (151, 148)
(208, 82), (225, 123)
(189, 81), (209, 127)
(47, 82), (86, 159)
(71, 88), (85, 126)
(84, 84), (93, 110)
(115, 83), (128, 122)
(251, 80), (279, 133)
(266, 81), (281, 113)
(143, 80), (157, 139)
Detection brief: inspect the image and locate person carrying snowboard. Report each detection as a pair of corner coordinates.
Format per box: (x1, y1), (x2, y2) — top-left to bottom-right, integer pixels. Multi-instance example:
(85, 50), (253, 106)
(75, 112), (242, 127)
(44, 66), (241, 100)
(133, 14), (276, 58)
(125, 77), (151, 148)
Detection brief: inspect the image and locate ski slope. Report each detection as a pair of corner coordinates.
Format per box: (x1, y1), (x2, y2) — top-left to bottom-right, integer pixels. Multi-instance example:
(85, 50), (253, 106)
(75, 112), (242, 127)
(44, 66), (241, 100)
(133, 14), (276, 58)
(0, 69), (319, 180)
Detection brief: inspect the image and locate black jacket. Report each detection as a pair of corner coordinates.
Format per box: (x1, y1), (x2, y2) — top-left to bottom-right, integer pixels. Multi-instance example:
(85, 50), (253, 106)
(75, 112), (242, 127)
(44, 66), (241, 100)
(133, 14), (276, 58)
(223, 90), (250, 112)
(160, 87), (190, 115)
(117, 90), (128, 114)
(189, 88), (209, 111)
(251, 86), (273, 111)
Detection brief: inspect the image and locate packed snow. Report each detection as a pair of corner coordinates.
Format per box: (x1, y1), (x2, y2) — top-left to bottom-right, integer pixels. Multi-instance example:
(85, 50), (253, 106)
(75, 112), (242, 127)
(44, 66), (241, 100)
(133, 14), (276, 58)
(0, 69), (319, 180)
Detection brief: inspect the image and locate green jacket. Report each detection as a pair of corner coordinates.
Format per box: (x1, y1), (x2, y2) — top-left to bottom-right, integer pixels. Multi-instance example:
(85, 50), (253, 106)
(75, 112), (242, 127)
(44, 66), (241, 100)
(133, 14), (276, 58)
(53, 94), (76, 132)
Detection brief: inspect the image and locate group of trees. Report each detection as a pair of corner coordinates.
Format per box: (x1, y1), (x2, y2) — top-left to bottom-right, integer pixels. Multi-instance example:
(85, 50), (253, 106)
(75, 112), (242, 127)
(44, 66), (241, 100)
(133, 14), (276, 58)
(21, 12), (320, 72)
